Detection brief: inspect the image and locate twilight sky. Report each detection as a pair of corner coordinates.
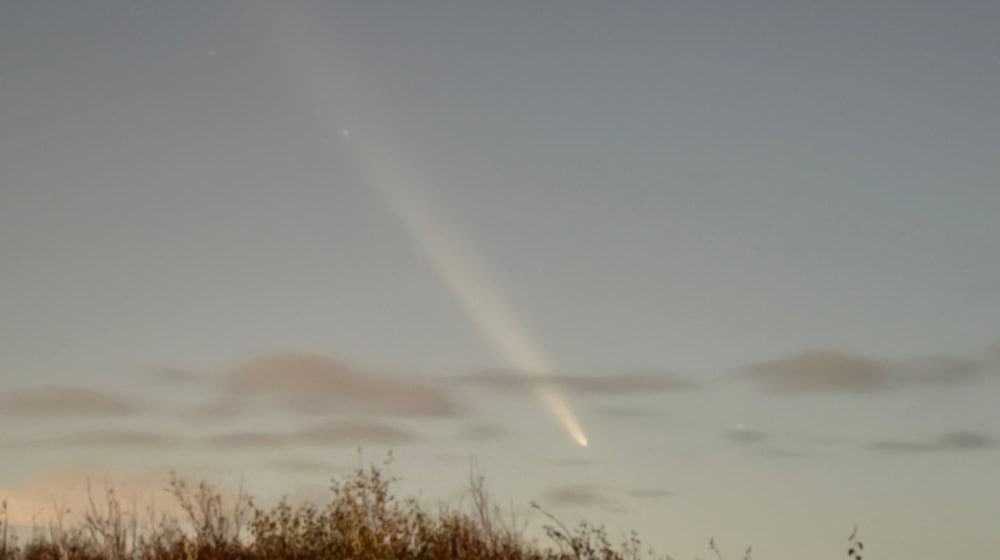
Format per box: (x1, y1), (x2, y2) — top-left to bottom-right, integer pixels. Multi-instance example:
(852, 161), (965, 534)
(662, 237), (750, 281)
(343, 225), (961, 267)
(1, 1), (999, 558)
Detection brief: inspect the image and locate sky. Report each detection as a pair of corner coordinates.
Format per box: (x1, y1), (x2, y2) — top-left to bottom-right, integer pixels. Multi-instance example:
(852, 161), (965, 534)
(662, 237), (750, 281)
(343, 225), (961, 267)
(1, 1), (999, 558)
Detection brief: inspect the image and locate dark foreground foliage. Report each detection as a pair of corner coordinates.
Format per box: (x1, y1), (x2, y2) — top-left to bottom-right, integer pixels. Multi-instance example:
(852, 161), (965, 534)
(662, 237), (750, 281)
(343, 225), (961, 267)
(0, 462), (675, 560)
(2, 460), (863, 560)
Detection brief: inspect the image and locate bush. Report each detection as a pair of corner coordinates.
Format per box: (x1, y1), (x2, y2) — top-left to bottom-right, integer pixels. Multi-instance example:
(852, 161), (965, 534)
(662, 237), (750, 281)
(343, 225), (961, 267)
(0, 462), (720, 560)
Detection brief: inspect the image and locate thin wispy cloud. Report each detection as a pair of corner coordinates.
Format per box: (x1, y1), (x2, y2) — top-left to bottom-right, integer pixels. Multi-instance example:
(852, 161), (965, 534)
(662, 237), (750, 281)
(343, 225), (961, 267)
(724, 424), (770, 445)
(745, 350), (985, 395)
(541, 485), (620, 511)
(23, 430), (181, 448)
(590, 405), (660, 419)
(296, 420), (422, 446)
(19, 420), (421, 451)
(895, 355), (983, 386)
(988, 341), (1000, 370)
(225, 353), (458, 417)
(206, 420), (423, 449)
(207, 431), (286, 449)
(460, 370), (695, 396)
(180, 397), (247, 421)
(159, 353), (461, 421)
(867, 431), (998, 454)
(721, 425), (805, 458)
(458, 424), (511, 442)
(0, 386), (139, 417)
(540, 484), (672, 511)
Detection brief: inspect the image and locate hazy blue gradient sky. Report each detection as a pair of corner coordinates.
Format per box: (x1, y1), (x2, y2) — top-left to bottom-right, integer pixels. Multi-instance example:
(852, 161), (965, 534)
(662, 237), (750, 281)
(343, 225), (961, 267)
(2, 1), (999, 558)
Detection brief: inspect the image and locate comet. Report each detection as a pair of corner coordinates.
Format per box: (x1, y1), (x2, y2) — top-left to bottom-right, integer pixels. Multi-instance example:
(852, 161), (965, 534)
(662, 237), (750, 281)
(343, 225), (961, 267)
(252, 3), (588, 446)
(343, 136), (589, 447)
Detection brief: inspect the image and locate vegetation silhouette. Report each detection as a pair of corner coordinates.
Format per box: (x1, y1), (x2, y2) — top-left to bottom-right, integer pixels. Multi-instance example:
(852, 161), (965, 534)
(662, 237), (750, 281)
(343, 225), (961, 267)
(0, 458), (852, 560)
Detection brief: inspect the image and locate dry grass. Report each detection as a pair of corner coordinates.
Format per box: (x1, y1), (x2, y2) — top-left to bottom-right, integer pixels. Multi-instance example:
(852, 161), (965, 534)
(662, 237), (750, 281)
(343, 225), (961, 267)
(0, 460), (831, 560)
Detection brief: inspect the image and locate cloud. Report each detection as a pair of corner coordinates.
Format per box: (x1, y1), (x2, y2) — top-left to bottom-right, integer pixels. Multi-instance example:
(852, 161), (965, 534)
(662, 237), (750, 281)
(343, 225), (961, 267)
(725, 424), (769, 445)
(206, 420), (422, 449)
(937, 431), (996, 449)
(988, 341), (1000, 369)
(539, 484), (670, 511)
(541, 485), (619, 511)
(225, 353), (458, 417)
(0, 386), (139, 417)
(458, 424), (511, 442)
(460, 370), (695, 396)
(180, 397), (247, 421)
(297, 421), (421, 445)
(896, 355), (982, 386)
(759, 447), (806, 459)
(721, 425), (819, 458)
(21, 420), (420, 451)
(867, 431), (998, 454)
(591, 405), (660, 419)
(207, 431), (285, 449)
(24, 430), (180, 448)
(745, 350), (983, 395)
(746, 351), (891, 394)
(552, 371), (695, 394)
